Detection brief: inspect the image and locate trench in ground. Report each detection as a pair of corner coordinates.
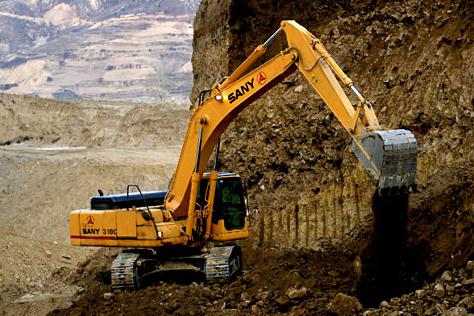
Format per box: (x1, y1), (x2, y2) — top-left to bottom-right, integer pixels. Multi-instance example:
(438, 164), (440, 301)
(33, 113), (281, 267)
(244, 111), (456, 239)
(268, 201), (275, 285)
(356, 190), (429, 307)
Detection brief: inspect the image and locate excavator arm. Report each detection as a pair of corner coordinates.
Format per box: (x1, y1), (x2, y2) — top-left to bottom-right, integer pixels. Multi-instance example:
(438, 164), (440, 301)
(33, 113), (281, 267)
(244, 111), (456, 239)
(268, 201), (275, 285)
(165, 20), (417, 222)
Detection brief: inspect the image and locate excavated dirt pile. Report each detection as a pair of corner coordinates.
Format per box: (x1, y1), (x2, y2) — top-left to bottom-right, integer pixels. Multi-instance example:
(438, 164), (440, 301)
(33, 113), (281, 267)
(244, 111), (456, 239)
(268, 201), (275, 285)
(50, 245), (358, 315)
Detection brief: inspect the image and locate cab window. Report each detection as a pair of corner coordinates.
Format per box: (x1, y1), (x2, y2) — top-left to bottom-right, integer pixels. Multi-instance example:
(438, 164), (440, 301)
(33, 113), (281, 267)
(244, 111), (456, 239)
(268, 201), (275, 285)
(217, 177), (246, 230)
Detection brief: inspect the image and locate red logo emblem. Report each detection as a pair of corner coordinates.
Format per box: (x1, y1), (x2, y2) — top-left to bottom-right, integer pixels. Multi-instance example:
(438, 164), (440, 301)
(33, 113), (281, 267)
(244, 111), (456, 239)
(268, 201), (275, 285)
(87, 215), (95, 226)
(257, 71), (267, 85)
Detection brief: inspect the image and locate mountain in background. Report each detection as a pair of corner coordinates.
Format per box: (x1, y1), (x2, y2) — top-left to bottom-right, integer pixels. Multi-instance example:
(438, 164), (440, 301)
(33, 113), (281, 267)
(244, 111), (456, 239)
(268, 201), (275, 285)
(0, 0), (200, 104)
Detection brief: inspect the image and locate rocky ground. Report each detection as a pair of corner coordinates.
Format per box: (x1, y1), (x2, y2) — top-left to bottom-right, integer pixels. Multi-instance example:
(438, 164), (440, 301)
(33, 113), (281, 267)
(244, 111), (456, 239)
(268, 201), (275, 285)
(47, 246), (358, 315)
(364, 260), (474, 315)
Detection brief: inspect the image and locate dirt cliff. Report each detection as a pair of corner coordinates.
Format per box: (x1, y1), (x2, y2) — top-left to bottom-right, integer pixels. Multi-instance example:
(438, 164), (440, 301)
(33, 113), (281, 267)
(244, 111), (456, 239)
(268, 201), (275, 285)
(192, 0), (474, 279)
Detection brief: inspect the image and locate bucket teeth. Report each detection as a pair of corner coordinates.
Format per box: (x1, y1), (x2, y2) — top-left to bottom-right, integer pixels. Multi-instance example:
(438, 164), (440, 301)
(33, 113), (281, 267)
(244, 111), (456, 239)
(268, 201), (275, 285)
(352, 129), (417, 190)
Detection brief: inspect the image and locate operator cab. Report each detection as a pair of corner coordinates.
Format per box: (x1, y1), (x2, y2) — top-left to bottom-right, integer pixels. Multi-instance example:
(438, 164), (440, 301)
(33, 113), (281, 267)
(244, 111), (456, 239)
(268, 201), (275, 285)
(198, 172), (248, 231)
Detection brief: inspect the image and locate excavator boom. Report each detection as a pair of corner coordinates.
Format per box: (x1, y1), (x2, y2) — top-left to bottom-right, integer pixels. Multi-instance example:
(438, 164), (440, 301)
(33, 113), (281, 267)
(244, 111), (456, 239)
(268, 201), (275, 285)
(166, 20), (417, 219)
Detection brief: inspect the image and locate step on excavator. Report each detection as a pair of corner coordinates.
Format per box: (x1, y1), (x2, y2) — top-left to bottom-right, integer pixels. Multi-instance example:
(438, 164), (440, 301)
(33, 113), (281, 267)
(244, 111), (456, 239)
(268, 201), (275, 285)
(70, 21), (417, 289)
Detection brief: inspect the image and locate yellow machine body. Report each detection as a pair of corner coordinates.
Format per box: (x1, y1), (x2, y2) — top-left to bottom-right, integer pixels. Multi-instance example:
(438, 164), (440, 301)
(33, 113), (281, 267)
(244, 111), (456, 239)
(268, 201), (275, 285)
(70, 210), (249, 247)
(70, 173), (249, 247)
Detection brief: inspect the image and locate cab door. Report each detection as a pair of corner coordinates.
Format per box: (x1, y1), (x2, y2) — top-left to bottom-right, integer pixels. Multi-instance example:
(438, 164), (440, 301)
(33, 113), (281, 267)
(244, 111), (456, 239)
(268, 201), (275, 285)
(215, 177), (246, 230)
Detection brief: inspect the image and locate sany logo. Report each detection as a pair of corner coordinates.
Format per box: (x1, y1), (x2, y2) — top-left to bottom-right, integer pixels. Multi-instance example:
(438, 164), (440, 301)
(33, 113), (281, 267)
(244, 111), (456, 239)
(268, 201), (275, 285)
(228, 78), (255, 104)
(87, 215), (95, 226)
(257, 71), (267, 85)
(227, 71), (267, 104)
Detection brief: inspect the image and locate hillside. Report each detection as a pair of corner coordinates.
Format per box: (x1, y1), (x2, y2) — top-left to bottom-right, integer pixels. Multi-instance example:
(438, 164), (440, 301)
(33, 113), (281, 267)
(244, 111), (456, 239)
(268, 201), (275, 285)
(0, 0), (199, 103)
(197, 0), (473, 312)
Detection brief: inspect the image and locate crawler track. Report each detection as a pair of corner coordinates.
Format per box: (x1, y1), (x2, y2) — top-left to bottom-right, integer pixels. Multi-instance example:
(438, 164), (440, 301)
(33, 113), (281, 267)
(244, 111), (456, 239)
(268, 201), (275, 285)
(110, 245), (242, 290)
(111, 252), (141, 290)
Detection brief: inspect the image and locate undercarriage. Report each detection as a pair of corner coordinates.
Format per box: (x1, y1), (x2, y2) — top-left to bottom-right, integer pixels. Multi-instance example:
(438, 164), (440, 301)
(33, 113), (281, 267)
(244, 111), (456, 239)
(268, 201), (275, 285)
(111, 245), (242, 289)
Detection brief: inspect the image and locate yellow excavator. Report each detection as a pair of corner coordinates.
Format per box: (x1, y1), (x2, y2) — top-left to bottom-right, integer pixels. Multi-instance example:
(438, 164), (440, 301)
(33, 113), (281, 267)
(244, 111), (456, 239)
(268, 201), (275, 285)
(70, 21), (417, 289)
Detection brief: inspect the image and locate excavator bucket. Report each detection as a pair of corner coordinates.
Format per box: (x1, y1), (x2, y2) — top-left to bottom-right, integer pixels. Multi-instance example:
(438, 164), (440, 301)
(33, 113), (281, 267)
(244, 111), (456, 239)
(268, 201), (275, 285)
(352, 129), (417, 191)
